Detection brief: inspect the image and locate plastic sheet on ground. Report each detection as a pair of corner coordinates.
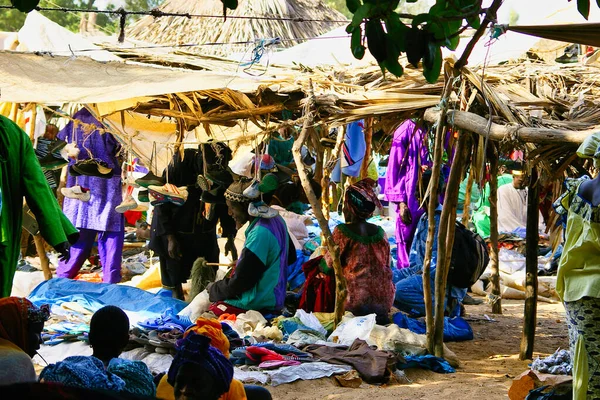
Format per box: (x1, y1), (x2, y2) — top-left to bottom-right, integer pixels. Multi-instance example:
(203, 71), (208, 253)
(328, 314), (376, 345)
(294, 310), (327, 336)
(33, 341), (92, 366)
(264, 361), (353, 386)
(234, 368), (269, 385)
(393, 313), (474, 342)
(28, 278), (186, 326)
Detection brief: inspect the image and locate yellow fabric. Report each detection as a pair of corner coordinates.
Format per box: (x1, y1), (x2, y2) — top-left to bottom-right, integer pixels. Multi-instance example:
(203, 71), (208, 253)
(556, 201), (600, 303)
(134, 264), (162, 291)
(573, 334), (588, 400)
(184, 318), (230, 358)
(156, 375), (247, 400)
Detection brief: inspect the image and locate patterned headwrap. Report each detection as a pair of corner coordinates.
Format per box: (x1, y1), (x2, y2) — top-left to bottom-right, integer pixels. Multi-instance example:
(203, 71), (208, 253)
(0, 297), (50, 352)
(344, 178), (382, 220)
(167, 332), (234, 395)
(184, 317), (230, 358)
(224, 179), (258, 203)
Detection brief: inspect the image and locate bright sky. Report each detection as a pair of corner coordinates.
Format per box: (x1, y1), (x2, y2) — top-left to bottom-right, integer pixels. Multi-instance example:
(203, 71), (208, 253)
(496, 0), (600, 24)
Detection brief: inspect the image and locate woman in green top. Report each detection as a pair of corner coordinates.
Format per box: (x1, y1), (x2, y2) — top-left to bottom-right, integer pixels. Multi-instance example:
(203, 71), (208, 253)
(554, 133), (600, 400)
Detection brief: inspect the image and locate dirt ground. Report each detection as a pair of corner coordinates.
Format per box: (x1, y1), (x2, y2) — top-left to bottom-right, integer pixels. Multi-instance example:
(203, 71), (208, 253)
(269, 298), (568, 400)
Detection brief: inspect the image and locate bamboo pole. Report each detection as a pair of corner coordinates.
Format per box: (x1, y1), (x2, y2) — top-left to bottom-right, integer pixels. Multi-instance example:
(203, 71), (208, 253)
(292, 88), (347, 326)
(488, 145), (502, 314)
(520, 167), (539, 360)
(33, 234), (52, 280)
(423, 72), (454, 353)
(433, 128), (469, 357)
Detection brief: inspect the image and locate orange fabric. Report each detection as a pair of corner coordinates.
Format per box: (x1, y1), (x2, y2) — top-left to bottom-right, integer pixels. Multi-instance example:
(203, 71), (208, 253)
(156, 375), (247, 400)
(184, 318), (230, 358)
(0, 297), (32, 352)
(218, 313), (237, 322)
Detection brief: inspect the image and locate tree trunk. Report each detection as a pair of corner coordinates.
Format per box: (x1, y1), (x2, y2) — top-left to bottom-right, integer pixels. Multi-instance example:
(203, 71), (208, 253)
(360, 118), (373, 179)
(292, 99), (347, 327)
(520, 167), (539, 360)
(461, 167), (475, 226)
(433, 129), (468, 357)
(33, 235), (52, 280)
(488, 145), (502, 314)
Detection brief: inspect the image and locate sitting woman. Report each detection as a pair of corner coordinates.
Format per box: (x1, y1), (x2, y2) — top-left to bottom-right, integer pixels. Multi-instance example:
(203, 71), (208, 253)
(209, 179), (296, 316)
(324, 178), (395, 324)
(0, 297), (50, 385)
(40, 305), (155, 398)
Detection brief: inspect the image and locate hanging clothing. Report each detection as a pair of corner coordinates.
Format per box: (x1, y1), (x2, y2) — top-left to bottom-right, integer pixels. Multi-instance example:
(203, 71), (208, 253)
(299, 256), (335, 313)
(209, 216), (295, 312)
(383, 120), (430, 269)
(331, 121), (367, 182)
(497, 183), (545, 233)
(268, 134), (294, 166)
(471, 174), (513, 238)
(0, 116), (77, 297)
(57, 109), (123, 284)
(324, 224), (394, 320)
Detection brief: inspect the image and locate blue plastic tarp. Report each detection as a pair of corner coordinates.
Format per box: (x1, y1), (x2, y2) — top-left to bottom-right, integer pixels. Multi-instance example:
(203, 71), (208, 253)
(393, 312), (473, 342)
(28, 278), (186, 324)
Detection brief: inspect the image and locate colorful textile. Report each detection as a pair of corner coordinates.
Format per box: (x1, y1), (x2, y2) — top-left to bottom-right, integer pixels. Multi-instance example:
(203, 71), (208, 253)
(210, 216), (292, 311)
(397, 355), (456, 374)
(331, 121), (367, 182)
(0, 116), (77, 297)
(40, 356), (126, 392)
(344, 178), (382, 220)
(268, 135), (294, 166)
(107, 358), (156, 397)
(57, 228), (124, 284)
(564, 297), (600, 400)
(392, 313), (473, 342)
(185, 317), (230, 357)
(57, 108), (123, 233)
(168, 332), (234, 395)
(299, 256), (335, 313)
(383, 120), (430, 269)
(0, 297), (48, 352)
(554, 177), (600, 302)
(324, 224), (394, 319)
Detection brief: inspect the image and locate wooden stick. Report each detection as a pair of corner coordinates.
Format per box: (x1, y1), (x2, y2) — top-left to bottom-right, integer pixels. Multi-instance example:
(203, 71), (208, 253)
(488, 145), (502, 314)
(423, 71), (454, 354)
(360, 117), (373, 179)
(206, 262), (235, 267)
(28, 104), (37, 142)
(33, 234), (52, 280)
(424, 108), (597, 145)
(292, 84), (347, 326)
(433, 127), (468, 357)
(461, 165), (475, 226)
(520, 167), (539, 360)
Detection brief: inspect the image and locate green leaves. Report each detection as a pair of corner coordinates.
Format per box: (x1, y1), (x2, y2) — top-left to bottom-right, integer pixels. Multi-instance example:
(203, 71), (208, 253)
(10, 0), (39, 13)
(577, 0), (590, 19)
(346, 0), (361, 14)
(423, 42), (442, 83)
(365, 19), (387, 63)
(350, 26), (365, 59)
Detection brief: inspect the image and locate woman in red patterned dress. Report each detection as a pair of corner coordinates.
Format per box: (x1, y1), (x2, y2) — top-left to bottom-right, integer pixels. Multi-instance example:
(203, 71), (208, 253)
(325, 178), (395, 324)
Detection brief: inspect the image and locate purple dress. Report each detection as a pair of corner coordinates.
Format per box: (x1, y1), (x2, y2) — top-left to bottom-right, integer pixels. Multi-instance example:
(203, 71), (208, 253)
(384, 120), (430, 269)
(57, 108), (124, 283)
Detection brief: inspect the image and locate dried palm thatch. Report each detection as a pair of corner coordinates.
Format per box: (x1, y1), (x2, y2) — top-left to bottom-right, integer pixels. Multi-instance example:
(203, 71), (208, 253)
(126, 0), (347, 57)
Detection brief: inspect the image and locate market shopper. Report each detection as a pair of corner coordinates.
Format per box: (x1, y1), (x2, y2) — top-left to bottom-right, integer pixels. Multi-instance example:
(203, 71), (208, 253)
(208, 179), (296, 316)
(323, 178), (394, 324)
(553, 133), (600, 400)
(0, 297), (50, 385)
(394, 170), (467, 317)
(149, 148), (237, 300)
(0, 115), (77, 297)
(497, 170), (545, 234)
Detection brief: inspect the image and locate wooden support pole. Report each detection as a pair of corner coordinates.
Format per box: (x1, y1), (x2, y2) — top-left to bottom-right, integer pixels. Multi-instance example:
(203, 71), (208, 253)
(488, 145), (502, 314)
(28, 104), (37, 142)
(33, 234), (52, 280)
(433, 129), (469, 357)
(520, 167), (539, 360)
(423, 108), (597, 145)
(360, 118), (373, 179)
(423, 72), (454, 353)
(292, 91), (347, 326)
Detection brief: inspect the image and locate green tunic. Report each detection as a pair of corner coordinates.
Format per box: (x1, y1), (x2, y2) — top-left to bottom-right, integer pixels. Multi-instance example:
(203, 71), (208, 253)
(0, 116), (78, 297)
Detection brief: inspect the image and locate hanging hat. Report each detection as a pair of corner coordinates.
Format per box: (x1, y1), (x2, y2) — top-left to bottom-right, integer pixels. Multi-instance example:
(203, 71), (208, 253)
(224, 179), (258, 203)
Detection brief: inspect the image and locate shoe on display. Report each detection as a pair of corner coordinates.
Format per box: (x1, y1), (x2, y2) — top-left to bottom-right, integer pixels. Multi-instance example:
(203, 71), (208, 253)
(135, 171), (165, 188)
(248, 201), (279, 219)
(148, 184), (188, 206)
(72, 159), (114, 178)
(200, 187), (226, 204)
(115, 195), (138, 213)
(138, 190), (149, 203)
(243, 179), (260, 199)
(61, 186), (91, 202)
(196, 175), (210, 191)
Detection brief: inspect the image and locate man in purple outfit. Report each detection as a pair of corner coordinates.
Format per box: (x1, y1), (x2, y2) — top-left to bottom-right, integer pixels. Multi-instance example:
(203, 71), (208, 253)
(384, 120), (430, 270)
(57, 108), (124, 283)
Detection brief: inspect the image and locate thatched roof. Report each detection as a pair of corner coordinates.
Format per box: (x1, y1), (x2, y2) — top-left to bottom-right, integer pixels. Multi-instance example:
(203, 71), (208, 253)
(126, 0), (347, 57)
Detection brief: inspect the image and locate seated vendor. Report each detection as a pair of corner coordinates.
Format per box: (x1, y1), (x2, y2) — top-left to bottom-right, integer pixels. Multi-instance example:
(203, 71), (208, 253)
(0, 297), (49, 386)
(208, 179), (296, 316)
(497, 170), (545, 234)
(394, 170), (467, 317)
(324, 178), (395, 324)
